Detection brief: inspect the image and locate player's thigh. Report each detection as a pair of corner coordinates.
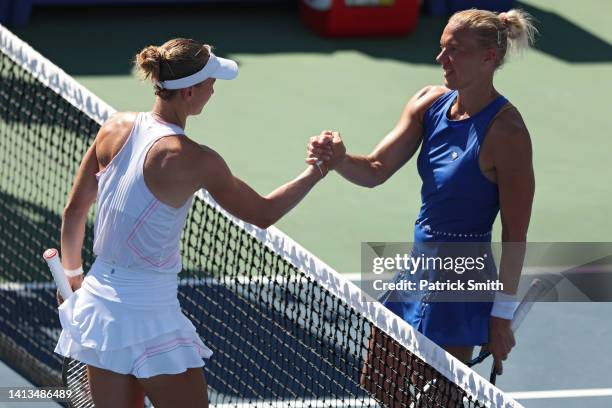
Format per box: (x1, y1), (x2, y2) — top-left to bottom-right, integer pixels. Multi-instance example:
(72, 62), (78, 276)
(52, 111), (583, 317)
(443, 345), (474, 363)
(138, 367), (208, 408)
(87, 365), (145, 408)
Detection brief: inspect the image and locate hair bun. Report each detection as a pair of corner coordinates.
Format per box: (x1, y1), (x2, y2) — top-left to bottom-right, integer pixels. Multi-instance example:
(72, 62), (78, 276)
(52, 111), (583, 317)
(136, 46), (163, 81)
(498, 12), (510, 26)
(133, 38), (212, 100)
(499, 9), (538, 55)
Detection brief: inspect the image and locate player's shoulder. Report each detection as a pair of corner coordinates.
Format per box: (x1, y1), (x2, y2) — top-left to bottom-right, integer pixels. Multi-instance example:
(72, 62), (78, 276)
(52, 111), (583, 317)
(416, 85), (449, 105)
(102, 111), (138, 130)
(490, 103), (529, 139)
(172, 140), (228, 187)
(404, 85), (450, 120)
(169, 136), (222, 167)
(488, 104), (531, 153)
(97, 111), (138, 141)
(416, 85), (449, 99)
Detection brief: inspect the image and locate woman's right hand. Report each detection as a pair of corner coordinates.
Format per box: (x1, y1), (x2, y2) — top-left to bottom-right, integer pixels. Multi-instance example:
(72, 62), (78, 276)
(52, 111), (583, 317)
(56, 274), (84, 305)
(306, 130), (346, 170)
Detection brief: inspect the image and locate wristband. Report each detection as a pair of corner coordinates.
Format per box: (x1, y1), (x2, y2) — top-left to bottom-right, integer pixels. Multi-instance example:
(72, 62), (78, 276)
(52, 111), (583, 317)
(490, 291), (518, 320)
(64, 265), (84, 278)
(315, 159), (325, 177)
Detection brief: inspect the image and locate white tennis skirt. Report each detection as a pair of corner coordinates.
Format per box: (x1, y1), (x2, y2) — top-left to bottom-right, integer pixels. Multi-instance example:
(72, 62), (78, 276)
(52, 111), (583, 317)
(54, 260), (213, 378)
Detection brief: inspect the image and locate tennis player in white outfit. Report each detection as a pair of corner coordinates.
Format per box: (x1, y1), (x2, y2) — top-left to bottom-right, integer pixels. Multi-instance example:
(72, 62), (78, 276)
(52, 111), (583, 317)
(55, 38), (331, 408)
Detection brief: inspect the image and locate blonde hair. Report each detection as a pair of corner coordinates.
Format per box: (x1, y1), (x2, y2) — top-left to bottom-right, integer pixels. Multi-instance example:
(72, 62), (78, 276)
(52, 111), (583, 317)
(449, 8), (538, 68)
(135, 38), (212, 99)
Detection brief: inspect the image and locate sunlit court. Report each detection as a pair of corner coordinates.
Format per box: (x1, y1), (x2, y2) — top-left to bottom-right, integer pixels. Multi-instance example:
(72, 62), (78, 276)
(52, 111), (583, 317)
(1, 1), (611, 407)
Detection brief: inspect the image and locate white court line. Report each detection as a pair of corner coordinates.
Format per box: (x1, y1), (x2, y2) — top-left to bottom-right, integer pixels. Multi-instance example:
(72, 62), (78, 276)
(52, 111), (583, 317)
(0, 274), (366, 292)
(211, 399), (379, 408)
(509, 388), (612, 400)
(205, 389), (612, 406)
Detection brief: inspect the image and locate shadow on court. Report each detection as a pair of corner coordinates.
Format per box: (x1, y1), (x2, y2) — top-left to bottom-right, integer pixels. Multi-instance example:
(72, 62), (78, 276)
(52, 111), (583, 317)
(517, 2), (612, 63)
(12, 3), (445, 76)
(0, 187), (368, 400)
(0, 190), (68, 387)
(11, 1), (612, 78)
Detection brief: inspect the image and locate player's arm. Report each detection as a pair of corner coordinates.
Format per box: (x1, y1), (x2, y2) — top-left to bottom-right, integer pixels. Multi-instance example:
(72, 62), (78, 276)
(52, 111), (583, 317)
(307, 86), (447, 188)
(493, 109), (534, 296)
(61, 139), (99, 288)
(487, 108), (535, 375)
(188, 143), (325, 229)
(61, 112), (133, 289)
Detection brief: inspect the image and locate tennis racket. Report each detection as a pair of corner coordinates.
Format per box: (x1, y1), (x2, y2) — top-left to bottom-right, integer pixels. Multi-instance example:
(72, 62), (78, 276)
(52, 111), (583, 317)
(409, 278), (553, 406)
(468, 278), (554, 384)
(43, 249), (95, 408)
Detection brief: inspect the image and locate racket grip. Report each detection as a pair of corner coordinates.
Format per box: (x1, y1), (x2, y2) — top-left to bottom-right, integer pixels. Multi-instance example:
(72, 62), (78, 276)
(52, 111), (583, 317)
(467, 351), (491, 367)
(489, 367), (497, 385)
(43, 248), (73, 300)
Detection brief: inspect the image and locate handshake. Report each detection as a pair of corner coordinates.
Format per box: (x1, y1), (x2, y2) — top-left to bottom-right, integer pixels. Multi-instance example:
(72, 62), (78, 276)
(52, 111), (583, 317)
(305, 130), (346, 175)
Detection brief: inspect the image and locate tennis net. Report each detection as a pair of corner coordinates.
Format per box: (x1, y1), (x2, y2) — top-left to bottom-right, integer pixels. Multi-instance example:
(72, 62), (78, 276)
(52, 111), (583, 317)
(0, 24), (521, 408)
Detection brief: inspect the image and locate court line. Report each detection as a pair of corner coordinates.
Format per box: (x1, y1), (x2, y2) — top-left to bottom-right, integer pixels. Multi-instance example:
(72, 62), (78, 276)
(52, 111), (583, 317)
(211, 399), (379, 408)
(509, 388), (612, 400)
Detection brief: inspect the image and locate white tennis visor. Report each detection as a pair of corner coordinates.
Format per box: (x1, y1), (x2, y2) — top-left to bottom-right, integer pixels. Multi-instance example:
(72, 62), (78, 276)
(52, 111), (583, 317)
(158, 53), (238, 90)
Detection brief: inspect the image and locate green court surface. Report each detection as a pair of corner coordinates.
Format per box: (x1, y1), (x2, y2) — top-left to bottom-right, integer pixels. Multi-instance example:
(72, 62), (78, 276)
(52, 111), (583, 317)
(11, 0), (612, 275)
(4, 3), (612, 404)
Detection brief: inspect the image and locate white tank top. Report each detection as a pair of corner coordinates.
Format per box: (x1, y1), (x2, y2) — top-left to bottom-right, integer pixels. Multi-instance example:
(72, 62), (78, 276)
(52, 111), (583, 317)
(92, 112), (193, 274)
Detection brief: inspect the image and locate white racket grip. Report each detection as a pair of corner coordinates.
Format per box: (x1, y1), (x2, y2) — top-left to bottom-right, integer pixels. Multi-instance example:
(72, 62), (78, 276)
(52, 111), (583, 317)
(43, 248), (73, 300)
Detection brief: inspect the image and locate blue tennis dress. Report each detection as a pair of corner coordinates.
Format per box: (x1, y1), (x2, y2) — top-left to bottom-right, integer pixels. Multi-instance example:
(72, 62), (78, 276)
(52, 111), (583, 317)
(382, 90), (508, 346)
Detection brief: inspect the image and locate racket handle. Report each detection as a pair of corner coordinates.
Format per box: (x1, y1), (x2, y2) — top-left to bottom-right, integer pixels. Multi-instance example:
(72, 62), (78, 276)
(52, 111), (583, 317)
(43, 248), (73, 300)
(467, 351), (491, 367)
(489, 365), (497, 385)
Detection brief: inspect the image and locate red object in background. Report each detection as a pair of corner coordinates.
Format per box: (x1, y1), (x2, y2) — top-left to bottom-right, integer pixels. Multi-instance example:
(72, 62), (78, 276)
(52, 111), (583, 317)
(300, 0), (420, 37)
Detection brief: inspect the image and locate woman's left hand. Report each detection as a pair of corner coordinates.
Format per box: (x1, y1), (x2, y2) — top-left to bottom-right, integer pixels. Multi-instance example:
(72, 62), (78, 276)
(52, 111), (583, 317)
(487, 316), (516, 375)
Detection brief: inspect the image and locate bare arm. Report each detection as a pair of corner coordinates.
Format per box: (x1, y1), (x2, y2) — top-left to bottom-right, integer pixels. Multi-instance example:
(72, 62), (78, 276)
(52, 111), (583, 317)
(307, 86), (447, 187)
(61, 139), (99, 288)
(494, 110), (535, 295)
(487, 108), (535, 375)
(189, 144), (325, 229)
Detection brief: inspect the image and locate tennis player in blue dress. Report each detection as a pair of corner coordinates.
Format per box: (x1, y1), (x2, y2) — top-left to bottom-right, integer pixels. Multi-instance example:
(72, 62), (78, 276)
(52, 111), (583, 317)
(308, 8), (537, 402)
